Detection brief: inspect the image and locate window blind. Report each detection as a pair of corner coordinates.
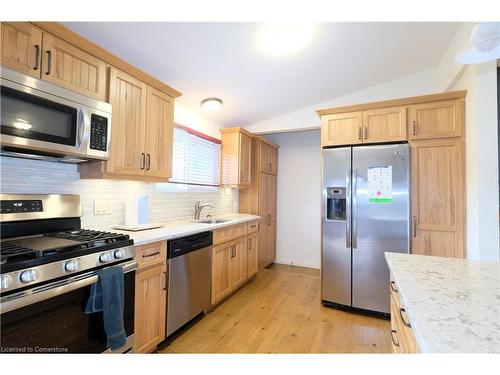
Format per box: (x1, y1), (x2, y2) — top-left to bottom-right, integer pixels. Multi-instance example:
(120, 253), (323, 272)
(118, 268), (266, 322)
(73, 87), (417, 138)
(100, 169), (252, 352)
(169, 125), (221, 186)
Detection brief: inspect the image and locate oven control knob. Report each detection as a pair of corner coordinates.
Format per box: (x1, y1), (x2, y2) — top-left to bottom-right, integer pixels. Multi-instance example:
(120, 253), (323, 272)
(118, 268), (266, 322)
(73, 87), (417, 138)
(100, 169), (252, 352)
(64, 259), (79, 272)
(99, 251), (114, 263)
(1, 275), (13, 290)
(20, 269), (39, 283)
(114, 249), (126, 259)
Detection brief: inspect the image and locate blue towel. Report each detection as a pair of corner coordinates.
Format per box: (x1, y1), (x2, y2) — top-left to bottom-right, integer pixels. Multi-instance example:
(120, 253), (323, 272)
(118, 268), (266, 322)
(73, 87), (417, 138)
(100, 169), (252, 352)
(85, 266), (127, 351)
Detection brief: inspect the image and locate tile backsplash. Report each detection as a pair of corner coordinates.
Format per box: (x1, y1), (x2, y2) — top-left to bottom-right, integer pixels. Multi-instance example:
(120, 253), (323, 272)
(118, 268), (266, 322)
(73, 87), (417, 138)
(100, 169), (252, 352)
(0, 157), (237, 228)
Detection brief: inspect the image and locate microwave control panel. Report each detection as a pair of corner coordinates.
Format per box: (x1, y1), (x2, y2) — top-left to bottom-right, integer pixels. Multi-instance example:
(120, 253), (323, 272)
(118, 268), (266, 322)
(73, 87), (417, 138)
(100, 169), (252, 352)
(0, 200), (43, 214)
(89, 114), (108, 151)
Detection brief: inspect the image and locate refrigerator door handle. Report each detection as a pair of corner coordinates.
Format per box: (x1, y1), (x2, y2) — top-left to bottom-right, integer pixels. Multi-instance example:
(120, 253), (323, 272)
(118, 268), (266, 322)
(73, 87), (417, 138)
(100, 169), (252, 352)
(346, 169), (351, 248)
(352, 169), (358, 249)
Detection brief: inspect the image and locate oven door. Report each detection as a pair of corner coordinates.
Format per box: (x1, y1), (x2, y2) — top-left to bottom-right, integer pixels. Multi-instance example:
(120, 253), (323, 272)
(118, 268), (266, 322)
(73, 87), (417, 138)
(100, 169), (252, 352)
(0, 261), (135, 354)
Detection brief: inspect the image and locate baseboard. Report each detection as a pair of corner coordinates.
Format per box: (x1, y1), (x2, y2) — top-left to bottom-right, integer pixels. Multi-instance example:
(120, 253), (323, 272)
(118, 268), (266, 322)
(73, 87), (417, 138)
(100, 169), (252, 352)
(274, 257), (320, 270)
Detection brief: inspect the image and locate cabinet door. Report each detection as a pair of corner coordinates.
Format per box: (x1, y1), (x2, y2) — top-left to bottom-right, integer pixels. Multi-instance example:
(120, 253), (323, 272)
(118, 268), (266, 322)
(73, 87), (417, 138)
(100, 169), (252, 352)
(408, 100), (464, 140)
(266, 218), (277, 265)
(247, 232), (259, 278)
(321, 111), (363, 147)
(211, 243), (231, 304)
(268, 174), (277, 219)
(269, 146), (278, 175)
(41, 33), (106, 101)
(145, 86), (174, 180)
(239, 133), (252, 186)
(411, 138), (465, 258)
(258, 220), (268, 269)
(1, 22), (42, 78)
(107, 67), (148, 176)
(135, 264), (167, 353)
(229, 237), (247, 289)
(259, 141), (272, 173)
(362, 106), (407, 143)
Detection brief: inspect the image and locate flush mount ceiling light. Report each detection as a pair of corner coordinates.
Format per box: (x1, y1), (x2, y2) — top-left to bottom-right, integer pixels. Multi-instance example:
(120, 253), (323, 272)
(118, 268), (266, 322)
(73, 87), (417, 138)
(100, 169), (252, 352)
(455, 22), (500, 64)
(258, 23), (315, 57)
(200, 98), (223, 112)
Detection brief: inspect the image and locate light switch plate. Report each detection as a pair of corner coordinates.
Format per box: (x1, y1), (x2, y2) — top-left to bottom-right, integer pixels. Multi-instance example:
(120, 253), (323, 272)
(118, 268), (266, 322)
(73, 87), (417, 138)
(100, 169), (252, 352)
(94, 200), (112, 215)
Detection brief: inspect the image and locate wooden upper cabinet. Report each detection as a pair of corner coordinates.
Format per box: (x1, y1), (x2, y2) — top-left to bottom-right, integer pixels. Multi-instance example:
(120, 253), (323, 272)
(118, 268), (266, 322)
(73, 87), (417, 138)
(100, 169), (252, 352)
(134, 264), (167, 353)
(411, 138), (465, 259)
(220, 127), (253, 188)
(408, 100), (464, 140)
(145, 86), (174, 180)
(1, 22), (42, 78)
(362, 106), (407, 143)
(41, 33), (106, 101)
(258, 140), (278, 175)
(107, 67), (148, 176)
(321, 111), (363, 147)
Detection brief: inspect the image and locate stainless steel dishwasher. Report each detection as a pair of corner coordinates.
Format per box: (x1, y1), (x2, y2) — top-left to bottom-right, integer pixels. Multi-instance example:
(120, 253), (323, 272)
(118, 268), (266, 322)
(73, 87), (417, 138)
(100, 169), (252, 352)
(166, 231), (212, 337)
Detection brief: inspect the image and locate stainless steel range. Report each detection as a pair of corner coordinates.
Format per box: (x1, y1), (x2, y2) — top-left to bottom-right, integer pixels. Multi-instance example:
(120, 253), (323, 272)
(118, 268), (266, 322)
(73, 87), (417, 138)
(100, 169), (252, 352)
(0, 194), (136, 353)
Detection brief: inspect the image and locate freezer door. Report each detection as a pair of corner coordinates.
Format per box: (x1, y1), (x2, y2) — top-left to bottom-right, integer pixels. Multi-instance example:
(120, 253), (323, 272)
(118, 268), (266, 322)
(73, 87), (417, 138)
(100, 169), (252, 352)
(321, 147), (352, 306)
(352, 144), (409, 314)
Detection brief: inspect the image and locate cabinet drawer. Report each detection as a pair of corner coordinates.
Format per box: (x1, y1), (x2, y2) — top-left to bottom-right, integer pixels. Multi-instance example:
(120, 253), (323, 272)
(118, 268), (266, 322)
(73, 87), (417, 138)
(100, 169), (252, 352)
(389, 278), (419, 353)
(135, 241), (167, 271)
(247, 220), (259, 234)
(213, 223), (247, 245)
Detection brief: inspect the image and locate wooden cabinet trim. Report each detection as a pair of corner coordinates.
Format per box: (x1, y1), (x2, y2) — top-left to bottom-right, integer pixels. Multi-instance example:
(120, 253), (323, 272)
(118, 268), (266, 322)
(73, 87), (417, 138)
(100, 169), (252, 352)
(317, 90), (467, 117)
(31, 22), (181, 98)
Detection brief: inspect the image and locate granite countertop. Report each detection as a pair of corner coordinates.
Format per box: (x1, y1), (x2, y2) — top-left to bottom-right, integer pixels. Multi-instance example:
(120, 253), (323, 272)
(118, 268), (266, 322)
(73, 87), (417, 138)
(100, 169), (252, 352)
(110, 213), (260, 246)
(385, 252), (500, 353)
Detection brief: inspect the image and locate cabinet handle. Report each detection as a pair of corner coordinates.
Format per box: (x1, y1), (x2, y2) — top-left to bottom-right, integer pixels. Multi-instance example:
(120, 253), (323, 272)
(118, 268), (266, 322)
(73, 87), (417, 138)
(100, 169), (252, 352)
(140, 153), (145, 170)
(146, 153), (151, 170)
(45, 50), (52, 75)
(358, 126), (362, 140)
(268, 162), (272, 172)
(399, 308), (411, 328)
(268, 214), (271, 225)
(364, 125), (368, 140)
(390, 281), (398, 293)
(163, 271), (168, 291)
(412, 120), (417, 136)
(142, 251), (160, 258)
(33, 45), (40, 70)
(390, 330), (400, 347)
(249, 238), (252, 249)
(412, 216), (417, 238)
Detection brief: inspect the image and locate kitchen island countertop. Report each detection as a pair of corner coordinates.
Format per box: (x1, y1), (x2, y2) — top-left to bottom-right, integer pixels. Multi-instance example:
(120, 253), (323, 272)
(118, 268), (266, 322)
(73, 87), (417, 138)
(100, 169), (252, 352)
(385, 252), (500, 353)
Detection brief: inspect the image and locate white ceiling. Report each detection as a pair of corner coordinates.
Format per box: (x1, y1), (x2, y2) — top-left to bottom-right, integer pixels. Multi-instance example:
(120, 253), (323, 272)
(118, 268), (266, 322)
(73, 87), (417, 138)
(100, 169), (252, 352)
(64, 22), (461, 127)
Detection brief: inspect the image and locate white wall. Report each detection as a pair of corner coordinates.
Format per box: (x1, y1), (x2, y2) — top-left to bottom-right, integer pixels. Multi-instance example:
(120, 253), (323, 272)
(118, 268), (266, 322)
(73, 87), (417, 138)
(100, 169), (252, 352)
(245, 67), (439, 134)
(174, 103), (224, 140)
(266, 130), (322, 269)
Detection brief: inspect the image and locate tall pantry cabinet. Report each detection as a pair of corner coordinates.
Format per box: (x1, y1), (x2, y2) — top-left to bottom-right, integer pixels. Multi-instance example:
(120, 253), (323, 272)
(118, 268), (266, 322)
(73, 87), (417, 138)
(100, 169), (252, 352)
(239, 137), (279, 268)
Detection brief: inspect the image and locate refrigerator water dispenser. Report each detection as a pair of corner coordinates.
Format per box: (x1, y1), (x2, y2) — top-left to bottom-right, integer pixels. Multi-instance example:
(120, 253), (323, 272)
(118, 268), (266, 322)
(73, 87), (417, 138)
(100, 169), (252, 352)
(326, 187), (346, 220)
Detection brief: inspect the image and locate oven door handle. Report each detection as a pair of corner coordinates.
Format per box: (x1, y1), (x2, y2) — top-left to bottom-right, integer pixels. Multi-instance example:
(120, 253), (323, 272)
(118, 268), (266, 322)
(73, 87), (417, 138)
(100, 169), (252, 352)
(0, 261), (136, 314)
(76, 108), (90, 151)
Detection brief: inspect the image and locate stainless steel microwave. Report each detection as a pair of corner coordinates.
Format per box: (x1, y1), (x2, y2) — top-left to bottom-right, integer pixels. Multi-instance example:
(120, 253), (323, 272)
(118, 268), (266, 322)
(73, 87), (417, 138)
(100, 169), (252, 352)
(0, 67), (112, 162)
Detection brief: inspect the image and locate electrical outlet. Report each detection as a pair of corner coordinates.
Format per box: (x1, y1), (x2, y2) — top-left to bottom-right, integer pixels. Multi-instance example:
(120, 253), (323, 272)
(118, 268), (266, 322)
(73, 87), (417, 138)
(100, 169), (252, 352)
(94, 200), (112, 215)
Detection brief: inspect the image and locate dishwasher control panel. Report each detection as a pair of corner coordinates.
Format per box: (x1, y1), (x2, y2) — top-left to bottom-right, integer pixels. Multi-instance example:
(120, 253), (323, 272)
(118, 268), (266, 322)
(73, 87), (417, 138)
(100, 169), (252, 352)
(167, 231), (213, 259)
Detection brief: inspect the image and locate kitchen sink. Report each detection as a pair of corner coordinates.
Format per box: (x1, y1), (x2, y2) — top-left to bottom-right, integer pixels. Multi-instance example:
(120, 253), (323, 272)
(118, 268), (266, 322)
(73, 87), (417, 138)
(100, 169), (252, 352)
(194, 218), (232, 224)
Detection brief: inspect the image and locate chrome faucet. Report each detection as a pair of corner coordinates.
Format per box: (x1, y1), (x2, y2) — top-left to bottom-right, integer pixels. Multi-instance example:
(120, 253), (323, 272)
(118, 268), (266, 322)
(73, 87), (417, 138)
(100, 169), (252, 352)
(194, 200), (214, 220)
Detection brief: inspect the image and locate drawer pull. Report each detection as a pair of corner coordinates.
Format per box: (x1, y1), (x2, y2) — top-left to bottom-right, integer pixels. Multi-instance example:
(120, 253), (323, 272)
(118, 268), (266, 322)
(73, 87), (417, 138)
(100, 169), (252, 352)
(390, 281), (398, 293)
(399, 308), (411, 328)
(163, 271), (168, 291)
(142, 251), (160, 258)
(390, 329), (400, 347)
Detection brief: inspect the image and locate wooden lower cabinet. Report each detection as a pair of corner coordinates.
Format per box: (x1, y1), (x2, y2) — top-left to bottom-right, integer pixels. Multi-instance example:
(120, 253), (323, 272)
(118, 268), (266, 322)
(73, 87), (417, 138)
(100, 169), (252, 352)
(390, 279), (419, 354)
(134, 263), (167, 353)
(211, 222), (259, 305)
(134, 240), (167, 353)
(247, 232), (259, 278)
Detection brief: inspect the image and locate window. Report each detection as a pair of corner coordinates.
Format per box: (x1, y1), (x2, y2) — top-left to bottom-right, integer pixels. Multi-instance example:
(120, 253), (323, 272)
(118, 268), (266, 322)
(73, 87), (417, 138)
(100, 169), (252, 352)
(158, 125), (221, 189)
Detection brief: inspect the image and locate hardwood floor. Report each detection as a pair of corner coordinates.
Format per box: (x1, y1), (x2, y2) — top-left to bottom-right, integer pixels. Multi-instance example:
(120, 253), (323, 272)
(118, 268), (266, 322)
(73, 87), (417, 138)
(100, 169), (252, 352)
(161, 264), (391, 353)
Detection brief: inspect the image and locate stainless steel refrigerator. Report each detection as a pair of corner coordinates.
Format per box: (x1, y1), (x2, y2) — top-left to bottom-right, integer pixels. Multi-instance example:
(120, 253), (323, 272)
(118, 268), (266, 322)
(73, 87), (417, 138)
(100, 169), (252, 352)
(321, 143), (410, 314)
